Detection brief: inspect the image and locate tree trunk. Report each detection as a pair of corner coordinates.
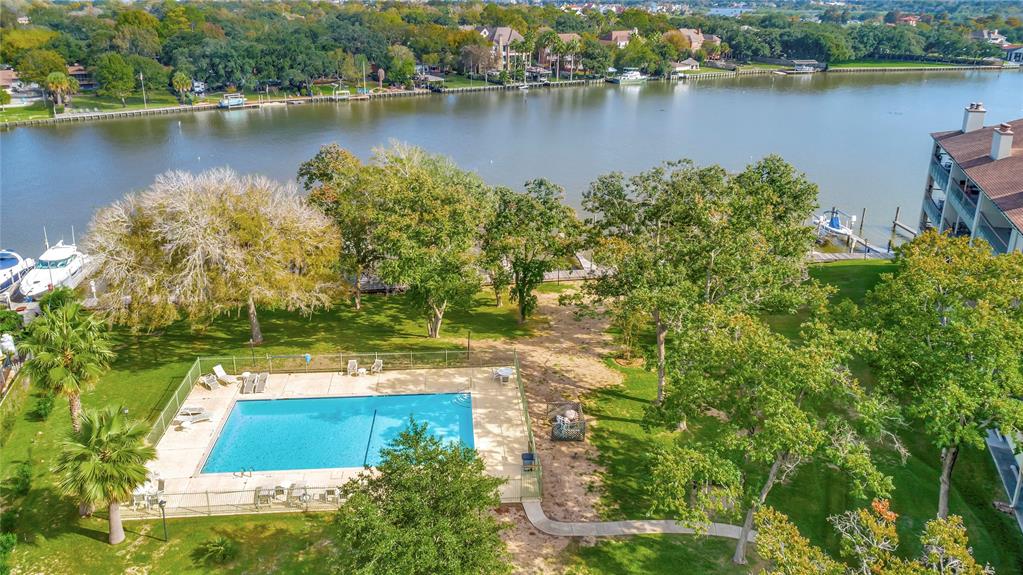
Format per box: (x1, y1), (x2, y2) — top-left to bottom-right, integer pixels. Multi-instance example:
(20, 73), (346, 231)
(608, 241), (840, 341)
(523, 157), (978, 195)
(733, 454), (784, 564)
(353, 285), (362, 310)
(427, 302), (447, 338)
(653, 310), (667, 404)
(108, 501), (125, 545)
(494, 285), (503, 307)
(937, 444), (960, 519)
(248, 296), (263, 345)
(69, 392), (82, 433)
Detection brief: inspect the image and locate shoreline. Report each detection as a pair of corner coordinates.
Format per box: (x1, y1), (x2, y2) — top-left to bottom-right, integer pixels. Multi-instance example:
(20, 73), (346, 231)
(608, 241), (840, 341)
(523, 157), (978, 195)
(0, 64), (1011, 130)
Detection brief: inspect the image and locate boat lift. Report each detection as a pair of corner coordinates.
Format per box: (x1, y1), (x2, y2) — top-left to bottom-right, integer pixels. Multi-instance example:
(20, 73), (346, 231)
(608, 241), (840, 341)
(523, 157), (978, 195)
(813, 207), (891, 255)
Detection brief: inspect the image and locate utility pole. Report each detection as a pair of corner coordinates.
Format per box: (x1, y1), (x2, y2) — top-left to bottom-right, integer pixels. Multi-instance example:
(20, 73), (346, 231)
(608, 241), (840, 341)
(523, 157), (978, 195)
(139, 73), (148, 109)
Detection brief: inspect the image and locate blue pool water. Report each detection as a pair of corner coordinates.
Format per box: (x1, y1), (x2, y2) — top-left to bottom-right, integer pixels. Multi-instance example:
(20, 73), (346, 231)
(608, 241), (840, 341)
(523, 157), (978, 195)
(201, 393), (473, 473)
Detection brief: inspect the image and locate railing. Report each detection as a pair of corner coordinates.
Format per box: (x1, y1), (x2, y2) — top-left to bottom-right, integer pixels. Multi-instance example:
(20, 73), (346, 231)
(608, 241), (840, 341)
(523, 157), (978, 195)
(922, 195), (944, 225)
(146, 358), (201, 446)
(194, 349), (517, 377)
(946, 184), (978, 222)
(929, 160), (950, 191)
(975, 213), (1013, 253)
(120, 485), (346, 519)
(514, 353), (542, 499)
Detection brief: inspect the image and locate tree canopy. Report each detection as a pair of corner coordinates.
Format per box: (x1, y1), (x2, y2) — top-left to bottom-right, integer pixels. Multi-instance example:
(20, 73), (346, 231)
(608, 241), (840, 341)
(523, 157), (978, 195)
(866, 230), (1023, 518)
(85, 168), (341, 344)
(332, 419), (510, 575)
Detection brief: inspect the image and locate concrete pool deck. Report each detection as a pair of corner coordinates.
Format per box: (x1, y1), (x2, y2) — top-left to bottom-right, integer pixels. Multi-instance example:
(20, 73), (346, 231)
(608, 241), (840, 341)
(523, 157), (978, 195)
(139, 366), (531, 517)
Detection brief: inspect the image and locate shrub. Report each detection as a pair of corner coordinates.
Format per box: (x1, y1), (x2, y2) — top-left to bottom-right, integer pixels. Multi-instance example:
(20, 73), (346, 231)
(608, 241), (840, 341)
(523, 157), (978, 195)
(0, 531), (16, 575)
(192, 536), (238, 565)
(31, 395), (55, 421)
(0, 310), (22, 335)
(37, 287), (78, 314)
(10, 462), (31, 498)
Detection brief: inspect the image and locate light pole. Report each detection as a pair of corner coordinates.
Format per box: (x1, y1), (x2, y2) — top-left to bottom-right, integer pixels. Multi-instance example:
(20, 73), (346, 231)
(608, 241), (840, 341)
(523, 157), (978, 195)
(158, 499), (168, 541)
(139, 73), (148, 109)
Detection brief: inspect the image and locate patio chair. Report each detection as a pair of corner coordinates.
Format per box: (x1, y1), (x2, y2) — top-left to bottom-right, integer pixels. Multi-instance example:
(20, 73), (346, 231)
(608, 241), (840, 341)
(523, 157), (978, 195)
(179, 405), (205, 417)
(213, 364), (238, 385)
(347, 359), (359, 376)
(254, 486), (274, 508)
(253, 372), (269, 393)
(320, 487), (341, 504)
(370, 359), (383, 374)
(287, 483), (311, 507)
(131, 493), (149, 510)
(197, 374), (214, 390)
(241, 373), (257, 394)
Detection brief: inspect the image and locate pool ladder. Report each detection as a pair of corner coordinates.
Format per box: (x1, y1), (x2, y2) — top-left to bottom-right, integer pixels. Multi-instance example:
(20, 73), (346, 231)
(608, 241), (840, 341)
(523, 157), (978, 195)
(233, 466), (254, 478)
(453, 392), (471, 407)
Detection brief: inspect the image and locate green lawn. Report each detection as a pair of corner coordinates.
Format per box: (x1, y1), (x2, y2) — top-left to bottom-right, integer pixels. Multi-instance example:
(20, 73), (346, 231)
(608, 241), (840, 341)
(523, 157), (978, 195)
(569, 536), (754, 574)
(1, 291), (532, 574)
(736, 62), (789, 70)
(829, 59), (961, 68)
(68, 89), (183, 113)
(574, 260), (1023, 574)
(440, 73), (494, 89)
(0, 101), (53, 123)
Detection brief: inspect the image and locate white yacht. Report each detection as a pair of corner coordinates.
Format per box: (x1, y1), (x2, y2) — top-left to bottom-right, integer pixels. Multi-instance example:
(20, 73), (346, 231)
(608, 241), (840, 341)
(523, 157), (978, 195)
(14, 241), (90, 302)
(0, 250), (34, 294)
(608, 69), (649, 84)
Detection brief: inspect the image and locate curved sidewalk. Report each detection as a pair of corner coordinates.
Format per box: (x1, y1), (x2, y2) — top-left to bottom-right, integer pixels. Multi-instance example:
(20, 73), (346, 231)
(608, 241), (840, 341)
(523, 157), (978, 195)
(521, 500), (755, 541)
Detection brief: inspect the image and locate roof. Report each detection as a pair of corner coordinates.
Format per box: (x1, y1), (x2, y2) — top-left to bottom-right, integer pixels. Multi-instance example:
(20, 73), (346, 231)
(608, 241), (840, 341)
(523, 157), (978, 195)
(604, 30), (633, 43)
(933, 118), (1023, 229)
(557, 33), (581, 43)
(475, 26), (523, 46)
(0, 69), (18, 87)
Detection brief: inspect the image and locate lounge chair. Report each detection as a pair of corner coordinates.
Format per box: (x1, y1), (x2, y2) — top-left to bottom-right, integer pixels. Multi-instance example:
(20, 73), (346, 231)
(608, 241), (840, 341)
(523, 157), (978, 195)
(179, 405), (205, 417)
(253, 372), (269, 393)
(177, 411), (212, 426)
(197, 374), (214, 391)
(347, 359), (359, 376)
(213, 364), (238, 385)
(241, 373), (257, 394)
(370, 359), (383, 374)
(254, 486), (274, 508)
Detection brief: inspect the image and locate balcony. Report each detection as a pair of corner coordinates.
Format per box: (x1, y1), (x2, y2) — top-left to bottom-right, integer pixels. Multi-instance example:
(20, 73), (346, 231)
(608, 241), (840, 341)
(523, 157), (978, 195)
(929, 160), (950, 191)
(947, 184), (978, 222)
(975, 213), (1013, 253)
(922, 196), (943, 225)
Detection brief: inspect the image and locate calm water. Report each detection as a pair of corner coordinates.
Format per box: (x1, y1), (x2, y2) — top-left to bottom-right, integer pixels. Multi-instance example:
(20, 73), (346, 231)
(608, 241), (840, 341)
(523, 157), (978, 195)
(201, 393), (473, 473)
(1, 70), (1021, 254)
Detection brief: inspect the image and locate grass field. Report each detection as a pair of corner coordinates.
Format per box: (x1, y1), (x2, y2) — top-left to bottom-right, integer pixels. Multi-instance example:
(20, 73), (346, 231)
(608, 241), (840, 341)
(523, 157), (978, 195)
(0, 101), (53, 123)
(573, 260), (1023, 574)
(829, 59), (962, 68)
(0, 291), (532, 574)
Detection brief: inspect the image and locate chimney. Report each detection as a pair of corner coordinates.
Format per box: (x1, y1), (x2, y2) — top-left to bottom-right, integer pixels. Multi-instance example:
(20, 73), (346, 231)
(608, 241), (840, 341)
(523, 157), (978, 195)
(962, 102), (986, 133)
(991, 123), (1014, 161)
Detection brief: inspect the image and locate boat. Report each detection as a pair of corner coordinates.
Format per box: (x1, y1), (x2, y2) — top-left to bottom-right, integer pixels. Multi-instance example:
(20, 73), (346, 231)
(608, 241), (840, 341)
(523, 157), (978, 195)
(789, 64), (817, 74)
(608, 69), (648, 84)
(217, 93), (247, 108)
(0, 250), (34, 294)
(11, 241), (90, 303)
(813, 208), (857, 237)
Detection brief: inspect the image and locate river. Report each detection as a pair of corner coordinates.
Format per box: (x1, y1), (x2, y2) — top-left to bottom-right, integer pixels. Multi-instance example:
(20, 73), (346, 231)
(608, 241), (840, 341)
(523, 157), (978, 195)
(2, 70), (1021, 255)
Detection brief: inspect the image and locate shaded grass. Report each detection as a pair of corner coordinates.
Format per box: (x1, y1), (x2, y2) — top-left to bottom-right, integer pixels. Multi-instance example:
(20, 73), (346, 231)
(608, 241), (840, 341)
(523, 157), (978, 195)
(0, 101), (53, 122)
(0, 291), (530, 574)
(574, 260), (1023, 574)
(569, 536), (752, 574)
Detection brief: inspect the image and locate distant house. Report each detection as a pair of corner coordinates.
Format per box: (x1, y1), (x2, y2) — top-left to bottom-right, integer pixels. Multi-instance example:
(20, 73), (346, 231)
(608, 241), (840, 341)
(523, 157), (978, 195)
(601, 29), (636, 49)
(0, 69), (18, 90)
(66, 64), (96, 91)
(538, 32), (582, 70)
(672, 58), (700, 71)
(677, 28), (721, 53)
(972, 29), (1009, 46)
(192, 80), (208, 94)
(465, 26), (525, 71)
(896, 15), (920, 27)
(1004, 45), (1023, 63)
(16, 16), (30, 25)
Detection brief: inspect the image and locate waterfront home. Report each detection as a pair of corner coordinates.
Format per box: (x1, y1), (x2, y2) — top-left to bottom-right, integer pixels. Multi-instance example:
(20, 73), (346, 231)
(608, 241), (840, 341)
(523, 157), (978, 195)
(66, 64), (96, 91)
(464, 26), (525, 71)
(539, 32), (582, 72)
(668, 59), (701, 78)
(1003, 45), (1023, 63)
(919, 103), (1023, 254)
(601, 29), (636, 49)
(677, 28), (721, 52)
(0, 69), (17, 90)
(972, 29), (1009, 46)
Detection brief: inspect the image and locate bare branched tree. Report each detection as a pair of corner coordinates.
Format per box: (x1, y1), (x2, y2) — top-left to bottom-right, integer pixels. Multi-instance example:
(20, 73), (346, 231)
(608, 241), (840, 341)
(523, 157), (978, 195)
(85, 168), (341, 344)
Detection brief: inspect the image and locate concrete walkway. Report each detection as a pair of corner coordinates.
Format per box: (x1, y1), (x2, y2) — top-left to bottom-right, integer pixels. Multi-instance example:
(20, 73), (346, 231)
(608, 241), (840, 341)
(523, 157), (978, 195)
(521, 500), (754, 541)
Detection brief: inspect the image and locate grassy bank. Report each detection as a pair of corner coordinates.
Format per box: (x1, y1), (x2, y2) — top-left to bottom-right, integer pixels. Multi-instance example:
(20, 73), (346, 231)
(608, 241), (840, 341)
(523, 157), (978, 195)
(1, 292), (531, 574)
(829, 59), (962, 68)
(573, 260), (1023, 574)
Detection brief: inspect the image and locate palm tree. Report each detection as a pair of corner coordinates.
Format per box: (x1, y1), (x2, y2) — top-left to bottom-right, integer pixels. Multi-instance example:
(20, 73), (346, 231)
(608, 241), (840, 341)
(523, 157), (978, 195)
(45, 72), (79, 109)
(53, 406), (155, 545)
(566, 39), (581, 80)
(21, 302), (113, 433)
(171, 71), (191, 102)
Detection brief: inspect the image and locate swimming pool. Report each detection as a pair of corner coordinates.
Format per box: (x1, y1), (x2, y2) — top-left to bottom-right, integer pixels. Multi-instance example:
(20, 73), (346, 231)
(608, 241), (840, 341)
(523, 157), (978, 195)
(201, 393), (473, 474)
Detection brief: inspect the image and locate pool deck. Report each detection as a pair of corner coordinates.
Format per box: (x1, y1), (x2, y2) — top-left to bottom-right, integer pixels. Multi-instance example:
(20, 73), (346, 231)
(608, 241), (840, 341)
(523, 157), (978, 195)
(144, 366), (530, 515)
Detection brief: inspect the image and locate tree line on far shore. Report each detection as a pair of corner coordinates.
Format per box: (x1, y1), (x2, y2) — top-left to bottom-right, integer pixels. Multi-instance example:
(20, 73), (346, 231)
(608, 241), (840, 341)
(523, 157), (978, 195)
(9, 142), (1017, 573)
(0, 0), (1013, 109)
